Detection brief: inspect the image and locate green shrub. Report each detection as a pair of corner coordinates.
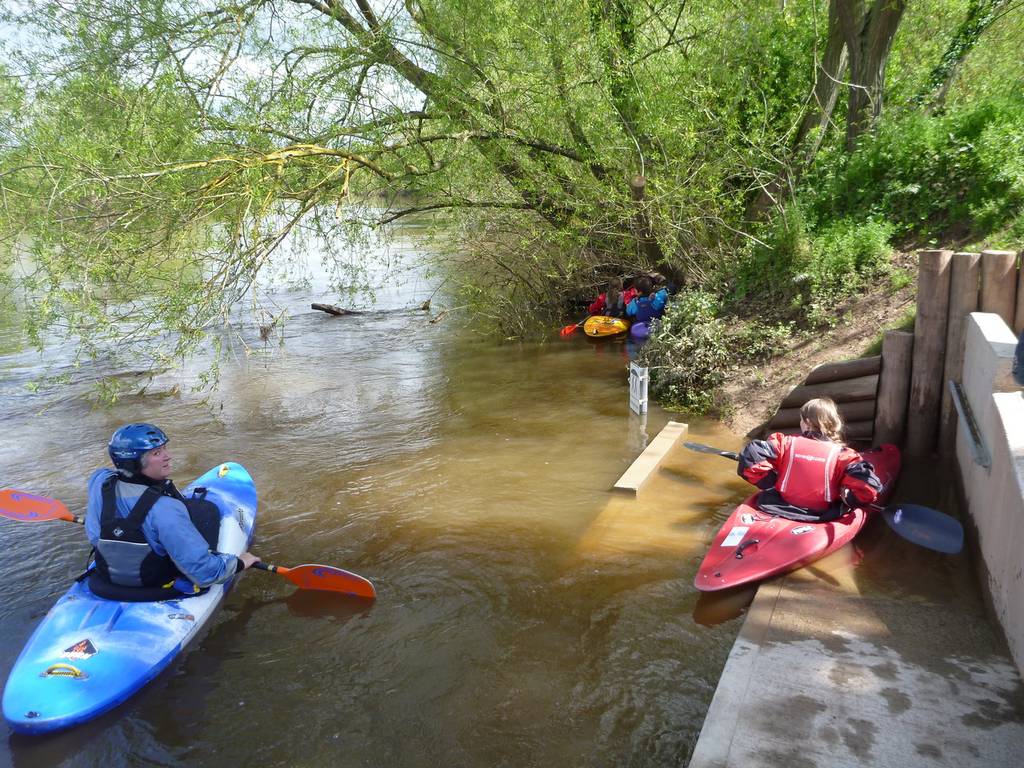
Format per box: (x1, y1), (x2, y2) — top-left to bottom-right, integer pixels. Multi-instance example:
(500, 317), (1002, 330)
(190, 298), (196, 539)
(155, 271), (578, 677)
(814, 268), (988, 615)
(803, 96), (1024, 239)
(888, 268), (913, 292)
(640, 290), (729, 413)
(804, 218), (895, 300)
(731, 213), (893, 317)
(734, 320), (795, 363)
(732, 210), (812, 304)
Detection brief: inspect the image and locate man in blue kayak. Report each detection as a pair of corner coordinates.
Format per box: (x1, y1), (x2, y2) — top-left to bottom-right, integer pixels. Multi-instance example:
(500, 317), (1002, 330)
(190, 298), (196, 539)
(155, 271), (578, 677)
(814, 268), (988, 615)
(84, 423), (259, 601)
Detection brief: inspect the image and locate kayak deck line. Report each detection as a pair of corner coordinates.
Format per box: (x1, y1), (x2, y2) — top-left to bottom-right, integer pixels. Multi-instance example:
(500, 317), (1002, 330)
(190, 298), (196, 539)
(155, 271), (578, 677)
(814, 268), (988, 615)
(613, 421), (688, 495)
(688, 574), (1024, 767)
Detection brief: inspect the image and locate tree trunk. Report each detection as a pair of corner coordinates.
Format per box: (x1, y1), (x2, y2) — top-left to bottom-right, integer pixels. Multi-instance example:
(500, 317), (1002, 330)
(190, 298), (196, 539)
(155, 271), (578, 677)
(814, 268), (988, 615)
(793, 1), (850, 162)
(836, 0), (908, 150)
(746, 2), (848, 218)
(629, 175), (666, 266)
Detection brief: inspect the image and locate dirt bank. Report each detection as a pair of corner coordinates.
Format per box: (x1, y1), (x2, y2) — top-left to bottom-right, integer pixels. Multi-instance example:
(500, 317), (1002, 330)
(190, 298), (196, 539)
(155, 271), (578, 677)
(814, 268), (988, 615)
(719, 272), (916, 439)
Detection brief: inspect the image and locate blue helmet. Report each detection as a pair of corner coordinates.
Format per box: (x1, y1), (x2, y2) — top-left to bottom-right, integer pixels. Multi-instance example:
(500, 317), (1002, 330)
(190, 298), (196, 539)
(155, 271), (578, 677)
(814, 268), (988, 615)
(108, 423), (169, 473)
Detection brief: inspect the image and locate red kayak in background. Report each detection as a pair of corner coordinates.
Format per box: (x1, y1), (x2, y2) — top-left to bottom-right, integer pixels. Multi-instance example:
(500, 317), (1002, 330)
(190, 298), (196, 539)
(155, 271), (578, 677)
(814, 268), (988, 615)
(694, 444), (901, 592)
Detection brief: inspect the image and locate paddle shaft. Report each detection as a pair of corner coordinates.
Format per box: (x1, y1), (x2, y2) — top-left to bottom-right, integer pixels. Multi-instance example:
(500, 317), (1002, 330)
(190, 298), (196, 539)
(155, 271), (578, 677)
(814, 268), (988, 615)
(560, 317), (587, 336)
(683, 441), (740, 461)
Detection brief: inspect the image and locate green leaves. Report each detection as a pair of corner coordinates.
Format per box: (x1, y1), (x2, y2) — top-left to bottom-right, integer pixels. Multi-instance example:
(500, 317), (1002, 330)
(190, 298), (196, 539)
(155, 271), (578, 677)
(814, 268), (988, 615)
(0, 0), (1020, 400)
(640, 290), (729, 414)
(803, 95), (1024, 240)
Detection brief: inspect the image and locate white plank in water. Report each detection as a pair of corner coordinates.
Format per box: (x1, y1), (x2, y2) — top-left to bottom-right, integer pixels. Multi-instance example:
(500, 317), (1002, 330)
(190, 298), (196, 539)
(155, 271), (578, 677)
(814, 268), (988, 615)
(613, 421), (688, 495)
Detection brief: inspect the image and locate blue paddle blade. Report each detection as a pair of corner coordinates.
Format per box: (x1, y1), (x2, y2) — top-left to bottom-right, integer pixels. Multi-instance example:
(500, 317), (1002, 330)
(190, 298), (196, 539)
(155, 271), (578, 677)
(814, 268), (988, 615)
(882, 503), (964, 554)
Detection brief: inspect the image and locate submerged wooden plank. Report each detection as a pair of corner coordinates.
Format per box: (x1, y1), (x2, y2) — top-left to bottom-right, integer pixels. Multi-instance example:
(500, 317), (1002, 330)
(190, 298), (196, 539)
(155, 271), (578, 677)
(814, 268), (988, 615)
(613, 421), (688, 495)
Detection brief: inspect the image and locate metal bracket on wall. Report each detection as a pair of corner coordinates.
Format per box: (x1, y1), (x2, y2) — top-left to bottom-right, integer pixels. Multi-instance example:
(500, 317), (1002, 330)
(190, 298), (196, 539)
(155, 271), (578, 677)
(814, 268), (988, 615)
(949, 379), (991, 469)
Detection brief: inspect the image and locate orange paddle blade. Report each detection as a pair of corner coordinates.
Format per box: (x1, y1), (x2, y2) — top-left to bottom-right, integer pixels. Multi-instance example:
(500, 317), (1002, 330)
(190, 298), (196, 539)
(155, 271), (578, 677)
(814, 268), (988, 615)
(0, 489), (75, 523)
(256, 562), (377, 599)
(560, 323), (580, 337)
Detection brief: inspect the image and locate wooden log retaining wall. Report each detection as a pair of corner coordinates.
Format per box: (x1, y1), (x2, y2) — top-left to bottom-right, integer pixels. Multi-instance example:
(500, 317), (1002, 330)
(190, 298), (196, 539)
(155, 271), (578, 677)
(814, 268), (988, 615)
(906, 250), (953, 455)
(923, 248), (1024, 456)
(760, 357), (881, 444)
(758, 247), (1021, 453)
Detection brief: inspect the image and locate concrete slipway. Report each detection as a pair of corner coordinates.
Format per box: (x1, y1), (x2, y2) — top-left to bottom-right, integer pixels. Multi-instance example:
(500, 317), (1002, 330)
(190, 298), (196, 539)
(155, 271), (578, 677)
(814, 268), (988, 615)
(687, 564), (1024, 768)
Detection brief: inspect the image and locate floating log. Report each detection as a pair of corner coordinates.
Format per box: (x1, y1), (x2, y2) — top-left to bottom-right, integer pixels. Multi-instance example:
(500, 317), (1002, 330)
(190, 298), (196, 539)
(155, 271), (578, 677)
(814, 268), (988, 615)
(979, 249), (1017, 329)
(311, 303), (364, 316)
(874, 330), (914, 445)
(780, 374), (879, 409)
(938, 252), (981, 453)
(804, 356), (881, 385)
(768, 399), (876, 430)
(906, 250), (952, 456)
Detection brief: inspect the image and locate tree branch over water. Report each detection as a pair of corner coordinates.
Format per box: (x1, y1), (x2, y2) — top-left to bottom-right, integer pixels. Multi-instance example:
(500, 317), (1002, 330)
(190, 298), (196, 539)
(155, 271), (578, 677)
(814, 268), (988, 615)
(1, 0), (1019, 397)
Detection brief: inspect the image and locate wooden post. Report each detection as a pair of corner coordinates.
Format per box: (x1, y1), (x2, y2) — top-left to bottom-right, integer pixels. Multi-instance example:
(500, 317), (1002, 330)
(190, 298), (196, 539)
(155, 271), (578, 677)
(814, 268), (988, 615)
(905, 250), (952, 455)
(979, 249), (1017, 328)
(1014, 250), (1024, 334)
(874, 330), (914, 445)
(938, 252), (980, 453)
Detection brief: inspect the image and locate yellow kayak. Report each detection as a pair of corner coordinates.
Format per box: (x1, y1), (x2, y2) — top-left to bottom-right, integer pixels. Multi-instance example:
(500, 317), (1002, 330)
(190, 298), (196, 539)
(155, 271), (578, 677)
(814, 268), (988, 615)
(584, 316), (630, 338)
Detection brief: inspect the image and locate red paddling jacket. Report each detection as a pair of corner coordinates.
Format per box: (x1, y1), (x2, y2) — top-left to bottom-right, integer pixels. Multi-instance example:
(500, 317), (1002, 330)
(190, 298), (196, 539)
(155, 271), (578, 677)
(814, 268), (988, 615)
(588, 287), (637, 317)
(738, 432), (882, 518)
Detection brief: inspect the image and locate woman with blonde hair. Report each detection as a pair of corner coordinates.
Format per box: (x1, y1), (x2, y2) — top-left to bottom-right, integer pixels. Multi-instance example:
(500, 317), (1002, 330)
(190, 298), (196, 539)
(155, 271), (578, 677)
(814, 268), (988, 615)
(737, 398), (882, 521)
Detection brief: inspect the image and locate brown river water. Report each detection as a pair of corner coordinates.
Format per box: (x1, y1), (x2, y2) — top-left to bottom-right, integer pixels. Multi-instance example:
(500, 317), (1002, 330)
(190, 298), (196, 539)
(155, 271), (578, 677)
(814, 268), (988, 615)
(0, 227), (1002, 767)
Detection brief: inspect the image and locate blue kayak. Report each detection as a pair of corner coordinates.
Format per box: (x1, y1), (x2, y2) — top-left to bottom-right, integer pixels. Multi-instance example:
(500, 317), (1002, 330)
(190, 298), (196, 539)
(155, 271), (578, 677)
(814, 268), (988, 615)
(2, 463), (257, 735)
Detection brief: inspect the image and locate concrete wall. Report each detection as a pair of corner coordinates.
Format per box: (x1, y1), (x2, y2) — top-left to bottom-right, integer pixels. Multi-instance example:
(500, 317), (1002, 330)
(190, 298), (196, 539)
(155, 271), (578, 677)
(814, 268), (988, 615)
(957, 312), (1024, 675)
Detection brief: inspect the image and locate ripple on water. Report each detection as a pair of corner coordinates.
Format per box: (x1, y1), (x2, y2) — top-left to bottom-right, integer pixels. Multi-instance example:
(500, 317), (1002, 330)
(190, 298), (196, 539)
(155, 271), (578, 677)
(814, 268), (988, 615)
(3, 250), (754, 767)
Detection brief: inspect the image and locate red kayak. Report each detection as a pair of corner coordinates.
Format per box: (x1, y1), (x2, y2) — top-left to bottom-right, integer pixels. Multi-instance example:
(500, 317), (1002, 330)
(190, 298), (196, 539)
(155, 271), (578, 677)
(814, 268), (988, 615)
(694, 444), (901, 592)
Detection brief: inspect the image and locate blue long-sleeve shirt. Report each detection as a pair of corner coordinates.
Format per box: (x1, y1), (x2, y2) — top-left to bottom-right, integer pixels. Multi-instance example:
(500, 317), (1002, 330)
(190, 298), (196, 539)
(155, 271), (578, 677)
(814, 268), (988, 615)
(626, 289), (668, 323)
(85, 469), (238, 588)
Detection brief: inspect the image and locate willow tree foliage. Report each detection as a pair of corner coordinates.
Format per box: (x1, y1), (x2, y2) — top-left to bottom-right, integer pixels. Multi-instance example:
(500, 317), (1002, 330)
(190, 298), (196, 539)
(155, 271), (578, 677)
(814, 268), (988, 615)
(0, 0), (1020, 394)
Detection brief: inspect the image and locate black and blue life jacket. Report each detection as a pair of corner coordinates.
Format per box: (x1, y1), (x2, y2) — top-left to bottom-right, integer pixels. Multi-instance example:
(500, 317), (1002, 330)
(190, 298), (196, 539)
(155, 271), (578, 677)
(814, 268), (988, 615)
(89, 476), (221, 602)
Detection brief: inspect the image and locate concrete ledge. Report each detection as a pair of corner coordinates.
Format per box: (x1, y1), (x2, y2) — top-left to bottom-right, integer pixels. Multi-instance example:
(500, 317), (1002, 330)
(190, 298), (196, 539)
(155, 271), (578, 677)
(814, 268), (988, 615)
(613, 420), (687, 494)
(688, 580), (784, 768)
(689, 573), (1024, 768)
